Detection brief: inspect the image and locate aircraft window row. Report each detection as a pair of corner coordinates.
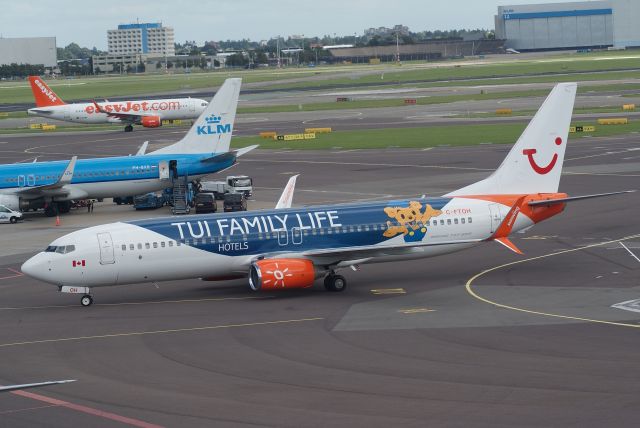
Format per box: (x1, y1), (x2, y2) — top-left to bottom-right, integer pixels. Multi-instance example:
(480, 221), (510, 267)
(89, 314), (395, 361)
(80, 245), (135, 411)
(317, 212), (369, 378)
(121, 241), (181, 252)
(44, 245), (75, 254)
(5, 175), (61, 183)
(75, 169), (151, 178)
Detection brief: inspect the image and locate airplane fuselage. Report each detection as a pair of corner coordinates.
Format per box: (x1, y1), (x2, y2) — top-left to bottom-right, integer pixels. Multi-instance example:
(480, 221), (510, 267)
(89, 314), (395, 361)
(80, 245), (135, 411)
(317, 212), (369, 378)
(21, 195), (566, 289)
(0, 152), (236, 205)
(28, 98), (208, 124)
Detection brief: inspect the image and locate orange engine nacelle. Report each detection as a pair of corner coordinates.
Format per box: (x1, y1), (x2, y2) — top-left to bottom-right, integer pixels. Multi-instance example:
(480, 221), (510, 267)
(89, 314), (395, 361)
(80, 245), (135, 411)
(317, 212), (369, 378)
(140, 116), (162, 128)
(249, 259), (316, 291)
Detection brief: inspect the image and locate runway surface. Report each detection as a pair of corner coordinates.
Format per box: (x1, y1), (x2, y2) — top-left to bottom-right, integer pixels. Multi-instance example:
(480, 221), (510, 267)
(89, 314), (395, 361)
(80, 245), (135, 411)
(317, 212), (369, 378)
(0, 127), (639, 426)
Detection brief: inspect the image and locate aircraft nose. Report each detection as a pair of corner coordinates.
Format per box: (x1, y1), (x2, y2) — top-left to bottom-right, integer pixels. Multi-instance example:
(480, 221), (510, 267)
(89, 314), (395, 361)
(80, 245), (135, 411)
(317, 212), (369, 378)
(21, 253), (52, 283)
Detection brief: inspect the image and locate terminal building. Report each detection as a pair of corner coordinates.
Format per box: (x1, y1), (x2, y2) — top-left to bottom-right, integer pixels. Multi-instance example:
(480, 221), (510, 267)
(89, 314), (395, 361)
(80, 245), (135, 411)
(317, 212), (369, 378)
(496, 0), (640, 51)
(107, 22), (175, 55)
(0, 37), (57, 67)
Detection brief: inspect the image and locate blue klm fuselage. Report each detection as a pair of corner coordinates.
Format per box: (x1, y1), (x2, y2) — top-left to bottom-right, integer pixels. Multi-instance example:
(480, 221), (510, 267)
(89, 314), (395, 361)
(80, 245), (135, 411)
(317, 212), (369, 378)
(0, 153), (235, 194)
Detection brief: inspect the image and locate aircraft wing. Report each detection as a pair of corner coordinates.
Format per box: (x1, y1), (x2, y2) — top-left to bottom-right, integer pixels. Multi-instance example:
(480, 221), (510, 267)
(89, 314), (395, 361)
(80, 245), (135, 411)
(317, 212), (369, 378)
(0, 380), (75, 393)
(15, 156), (77, 195)
(246, 238), (483, 271)
(136, 141), (149, 156)
(92, 100), (154, 123)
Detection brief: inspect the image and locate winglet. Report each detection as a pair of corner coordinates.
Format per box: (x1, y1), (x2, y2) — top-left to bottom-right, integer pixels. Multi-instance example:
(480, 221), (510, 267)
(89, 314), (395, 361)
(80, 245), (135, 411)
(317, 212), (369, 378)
(136, 141), (149, 156)
(490, 196), (526, 254)
(92, 99), (107, 114)
(234, 145), (259, 157)
(495, 237), (523, 255)
(0, 379), (76, 393)
(275, 175), (299, 209)
(59, 156), (77, 185)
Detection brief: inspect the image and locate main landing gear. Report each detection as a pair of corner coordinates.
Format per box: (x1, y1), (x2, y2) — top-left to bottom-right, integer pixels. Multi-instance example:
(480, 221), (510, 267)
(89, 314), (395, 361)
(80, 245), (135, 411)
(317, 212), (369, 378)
(324, 273), (347, 292)
(124, 124), (134, 132)
(80, 294), (93, 307)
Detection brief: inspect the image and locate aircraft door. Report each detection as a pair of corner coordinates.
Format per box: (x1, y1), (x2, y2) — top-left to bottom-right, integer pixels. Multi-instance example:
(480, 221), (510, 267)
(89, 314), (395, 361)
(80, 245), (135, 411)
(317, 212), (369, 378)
(277, 230), (288, 246)
(97, 232), (116, 265)
(291, 227), (303, 245)
(159, 161), (170, 180)
(488, 204), (503, 234)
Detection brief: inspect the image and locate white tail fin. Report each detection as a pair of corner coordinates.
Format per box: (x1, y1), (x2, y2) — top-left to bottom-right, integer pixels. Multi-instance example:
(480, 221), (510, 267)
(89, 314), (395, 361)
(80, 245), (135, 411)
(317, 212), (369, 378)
(152, 78), (241, 155)
(446, 83), (577, 196)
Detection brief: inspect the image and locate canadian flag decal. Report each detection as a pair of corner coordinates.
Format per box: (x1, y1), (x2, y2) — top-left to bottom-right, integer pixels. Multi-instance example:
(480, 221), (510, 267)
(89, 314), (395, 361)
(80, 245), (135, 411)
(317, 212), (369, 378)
(72, 260), (86, 267)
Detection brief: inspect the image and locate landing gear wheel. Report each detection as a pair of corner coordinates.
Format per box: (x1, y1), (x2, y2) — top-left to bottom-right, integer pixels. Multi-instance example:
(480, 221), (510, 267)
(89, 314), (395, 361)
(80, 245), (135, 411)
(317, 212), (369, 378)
(324, 274), (347, 292)
(44, 203), (58, 217)
(124, 124), (133, 132)
(80, 295), (93, 307)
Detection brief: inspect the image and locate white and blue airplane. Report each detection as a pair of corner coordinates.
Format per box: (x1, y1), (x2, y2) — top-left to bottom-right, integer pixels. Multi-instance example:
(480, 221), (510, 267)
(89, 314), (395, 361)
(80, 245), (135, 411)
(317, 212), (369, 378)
(0, 78), (252, 217)
(21, 83), (633, 306)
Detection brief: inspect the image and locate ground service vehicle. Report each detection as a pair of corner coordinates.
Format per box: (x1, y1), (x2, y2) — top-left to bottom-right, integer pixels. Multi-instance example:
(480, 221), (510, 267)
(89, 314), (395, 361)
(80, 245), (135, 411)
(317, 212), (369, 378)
(201, 175), (253, 199)
(134, 193), (166, 210)
(0, 204), (22, 224)
(223, 193), (247, 212)
(195, 192), (218, 214)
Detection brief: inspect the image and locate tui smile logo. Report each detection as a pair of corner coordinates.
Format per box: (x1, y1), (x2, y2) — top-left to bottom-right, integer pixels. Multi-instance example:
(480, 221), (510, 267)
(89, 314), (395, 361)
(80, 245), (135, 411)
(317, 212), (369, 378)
(523, 137), (562, 175)
(197, 114), (231, 135)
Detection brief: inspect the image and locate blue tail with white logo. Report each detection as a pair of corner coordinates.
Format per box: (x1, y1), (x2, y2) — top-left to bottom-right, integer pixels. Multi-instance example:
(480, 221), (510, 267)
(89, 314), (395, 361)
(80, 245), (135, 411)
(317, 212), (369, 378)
(151, 78), (241, 155)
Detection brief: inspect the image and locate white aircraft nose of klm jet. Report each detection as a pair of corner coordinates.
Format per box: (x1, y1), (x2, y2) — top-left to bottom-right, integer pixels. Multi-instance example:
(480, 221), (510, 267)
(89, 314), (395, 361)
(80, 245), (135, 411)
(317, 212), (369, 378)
(21, 253), (53, 284)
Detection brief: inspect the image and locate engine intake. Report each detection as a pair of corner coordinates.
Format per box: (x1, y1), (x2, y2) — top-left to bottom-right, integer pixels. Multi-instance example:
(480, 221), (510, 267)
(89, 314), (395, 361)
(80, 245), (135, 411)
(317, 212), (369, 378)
(249, 259), (316, 291)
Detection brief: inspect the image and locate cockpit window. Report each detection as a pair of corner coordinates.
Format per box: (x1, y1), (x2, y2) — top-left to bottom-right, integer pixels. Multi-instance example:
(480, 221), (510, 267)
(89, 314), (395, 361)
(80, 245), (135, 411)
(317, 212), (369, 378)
(46, 245), (76, 254)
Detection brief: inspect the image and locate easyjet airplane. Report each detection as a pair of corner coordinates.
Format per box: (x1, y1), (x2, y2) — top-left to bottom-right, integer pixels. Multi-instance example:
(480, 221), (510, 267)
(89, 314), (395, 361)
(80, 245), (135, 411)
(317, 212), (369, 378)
(21, 83), (633, 306)
(27, 76), (208, 132)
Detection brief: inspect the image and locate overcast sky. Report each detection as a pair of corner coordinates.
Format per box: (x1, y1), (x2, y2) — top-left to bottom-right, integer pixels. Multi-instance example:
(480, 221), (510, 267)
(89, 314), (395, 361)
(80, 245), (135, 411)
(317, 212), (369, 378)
(1, 0), (582, 48)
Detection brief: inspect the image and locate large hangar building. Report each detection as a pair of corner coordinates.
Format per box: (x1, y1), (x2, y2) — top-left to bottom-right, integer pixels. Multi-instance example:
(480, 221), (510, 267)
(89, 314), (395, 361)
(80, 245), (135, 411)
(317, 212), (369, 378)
(0, 37), (57, 67)
(495, 0), (640, 51)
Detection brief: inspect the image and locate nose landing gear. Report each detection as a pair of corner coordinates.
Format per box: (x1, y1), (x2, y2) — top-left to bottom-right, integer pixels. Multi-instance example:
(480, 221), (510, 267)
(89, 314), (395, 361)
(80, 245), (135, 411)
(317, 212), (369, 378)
(59, 286), (94, 307)
(80, 294), (93, 307)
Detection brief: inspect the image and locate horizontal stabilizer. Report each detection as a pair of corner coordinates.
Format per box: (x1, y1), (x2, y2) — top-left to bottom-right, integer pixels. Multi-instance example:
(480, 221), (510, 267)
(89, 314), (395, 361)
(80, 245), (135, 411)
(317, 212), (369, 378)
(528, 190), (636, 206)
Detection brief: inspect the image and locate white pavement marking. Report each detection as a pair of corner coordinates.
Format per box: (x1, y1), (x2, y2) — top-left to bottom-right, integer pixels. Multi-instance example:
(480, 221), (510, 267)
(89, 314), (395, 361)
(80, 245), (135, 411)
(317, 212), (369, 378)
(611, 299), (640, 314)
(620, 242), (640, 263)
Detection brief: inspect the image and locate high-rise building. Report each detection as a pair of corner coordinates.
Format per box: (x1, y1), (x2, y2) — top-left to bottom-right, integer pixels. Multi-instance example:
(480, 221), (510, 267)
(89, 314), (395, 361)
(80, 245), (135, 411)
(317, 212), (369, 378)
(107, 23), (174, 55)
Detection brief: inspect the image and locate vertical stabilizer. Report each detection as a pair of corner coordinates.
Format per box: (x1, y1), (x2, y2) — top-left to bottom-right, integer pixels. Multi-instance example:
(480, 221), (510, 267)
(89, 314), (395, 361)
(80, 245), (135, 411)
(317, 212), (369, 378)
(152, 78), (241, 155)
(446, 83), (577, 196)
(28, 76), (66, 107)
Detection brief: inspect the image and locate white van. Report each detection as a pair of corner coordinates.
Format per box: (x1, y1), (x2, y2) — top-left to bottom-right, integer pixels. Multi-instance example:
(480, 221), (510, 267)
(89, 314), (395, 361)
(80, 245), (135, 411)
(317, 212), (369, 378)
(0, 204), (22, 224)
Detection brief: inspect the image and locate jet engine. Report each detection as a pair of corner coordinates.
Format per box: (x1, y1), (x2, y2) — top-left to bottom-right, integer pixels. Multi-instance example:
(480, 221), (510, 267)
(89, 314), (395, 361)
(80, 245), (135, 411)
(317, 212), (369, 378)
(249, 259), (318, 291)
(140, 116), (162, 128)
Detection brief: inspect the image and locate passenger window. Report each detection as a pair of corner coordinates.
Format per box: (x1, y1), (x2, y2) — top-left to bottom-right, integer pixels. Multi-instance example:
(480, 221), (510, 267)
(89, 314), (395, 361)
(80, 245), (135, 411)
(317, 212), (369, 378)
(168, 241), (173, 247)
(130, 244), (134, 250)
(447, 219), (451, 225)
(468, 217), (473, 223)
(145, 243), (150, 249)
(461, 218), (465, 224)
(153, 242), (158, 248)
(440, 220), (445, 226)
(121, 245), (126, 251)
(327, 228), (332, 234)
(137, 243), (142, 250)
(454, 218), (458, 224)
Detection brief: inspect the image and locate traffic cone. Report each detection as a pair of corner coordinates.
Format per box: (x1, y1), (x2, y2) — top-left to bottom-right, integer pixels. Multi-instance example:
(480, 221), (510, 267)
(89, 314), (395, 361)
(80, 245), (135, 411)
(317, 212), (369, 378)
(55, 215), (60, 226)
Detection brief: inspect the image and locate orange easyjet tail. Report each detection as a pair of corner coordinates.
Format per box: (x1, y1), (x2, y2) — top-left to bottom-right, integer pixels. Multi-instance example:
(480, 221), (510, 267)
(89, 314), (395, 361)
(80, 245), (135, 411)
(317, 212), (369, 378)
(28, 76), (65, 107)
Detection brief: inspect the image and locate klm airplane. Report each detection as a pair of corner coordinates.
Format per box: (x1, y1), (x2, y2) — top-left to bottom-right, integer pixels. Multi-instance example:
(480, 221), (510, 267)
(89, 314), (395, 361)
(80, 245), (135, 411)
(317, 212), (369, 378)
(0, 78), (252, 216)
